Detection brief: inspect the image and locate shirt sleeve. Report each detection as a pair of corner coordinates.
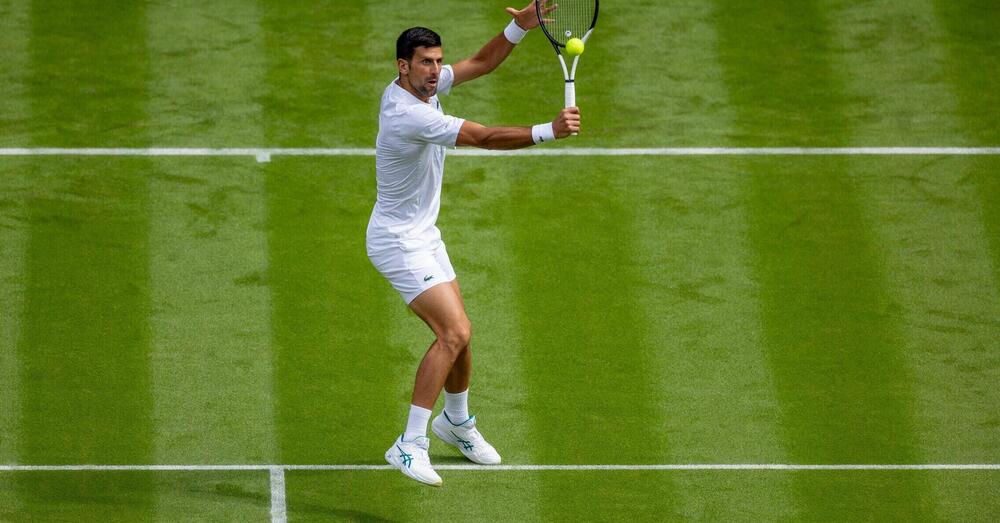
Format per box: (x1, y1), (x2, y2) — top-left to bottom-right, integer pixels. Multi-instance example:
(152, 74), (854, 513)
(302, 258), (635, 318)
(437, 65), (455, 96)
(398, 103), (465, 146)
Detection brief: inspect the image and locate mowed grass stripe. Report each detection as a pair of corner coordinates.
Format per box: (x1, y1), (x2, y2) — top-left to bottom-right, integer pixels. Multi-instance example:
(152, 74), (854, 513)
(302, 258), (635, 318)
(24, 2), (149, 148)
(0, 0), (30, 451)
(603, 0), (736, 146)
(146, 158), (278, 463)
(828, 1), (1000, 518)
(934, 0), (1000, 146)
(22, 0), (154, 467)
(146, 4), (278, 518)
(0, 0), (30, 148)
(623, 157), (796, 519)
(15, 1), (155, 518)
(824, 0), (963, 146)
(0, 2), (30, 516)
(260, 0), (380, 148)
(262, 0), (399, 469)
(146, 0), (268, 147)
(0, 162), (26, 519)
(263, 157), (401, 464)
(572, 0), (735, 147)
(713, 1), (852, 148)
(715, 1), (933, 519)
(502, 7), (679, 519)
(843, 158), (1000, 452)
(146, 0), (277, 474)
(506, 158), (681, 519)
(935, 1), (1000, 296)
(568, 1), (740, 519)
(602, 4), (790, 517)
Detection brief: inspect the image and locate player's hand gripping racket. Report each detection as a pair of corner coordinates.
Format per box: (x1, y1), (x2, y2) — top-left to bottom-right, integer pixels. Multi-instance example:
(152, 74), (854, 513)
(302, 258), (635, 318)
(536, 0), (598, 135)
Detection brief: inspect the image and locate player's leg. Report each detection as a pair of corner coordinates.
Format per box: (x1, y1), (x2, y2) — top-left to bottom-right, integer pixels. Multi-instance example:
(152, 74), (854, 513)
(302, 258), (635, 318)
(382, 283), (465, 488)
(420, 249), (473, 408)
(412, 280), (501, 465)
(408, 282), (472, 409)
(370, 244), (464, 486)
(444, 280), (471, 396)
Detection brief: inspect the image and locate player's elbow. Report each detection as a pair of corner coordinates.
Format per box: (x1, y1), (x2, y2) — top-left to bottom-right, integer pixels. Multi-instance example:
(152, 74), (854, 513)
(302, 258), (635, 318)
(457, 124), (493, 149)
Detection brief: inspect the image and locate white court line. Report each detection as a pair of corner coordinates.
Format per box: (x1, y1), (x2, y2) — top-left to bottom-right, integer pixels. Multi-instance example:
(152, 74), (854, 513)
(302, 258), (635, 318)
(269, 467), (286, 523)
(1, 464), (998, 471)
(2, 147), (1000, 163)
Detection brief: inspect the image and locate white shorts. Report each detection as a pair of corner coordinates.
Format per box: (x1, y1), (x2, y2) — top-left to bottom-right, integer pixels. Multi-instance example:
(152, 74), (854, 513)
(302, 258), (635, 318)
(367, 240), (457, 304)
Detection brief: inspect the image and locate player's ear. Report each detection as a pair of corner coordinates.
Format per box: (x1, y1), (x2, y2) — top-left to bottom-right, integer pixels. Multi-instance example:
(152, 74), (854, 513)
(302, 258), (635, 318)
(397, 58), (409, 76)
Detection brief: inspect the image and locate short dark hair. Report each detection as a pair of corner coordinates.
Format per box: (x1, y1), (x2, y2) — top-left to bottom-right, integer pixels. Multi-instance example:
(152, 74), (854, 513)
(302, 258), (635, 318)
(396, 27), (441, 61)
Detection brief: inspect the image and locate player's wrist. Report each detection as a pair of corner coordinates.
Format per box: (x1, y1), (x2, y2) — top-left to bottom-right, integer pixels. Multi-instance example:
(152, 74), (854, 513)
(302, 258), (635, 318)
(504, 19), (528, 44)
(531, 123), (555, 144)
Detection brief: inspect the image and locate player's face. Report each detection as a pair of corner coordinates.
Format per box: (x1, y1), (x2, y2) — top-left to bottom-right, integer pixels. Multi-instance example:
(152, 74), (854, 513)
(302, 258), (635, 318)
(401, 46), (444, 99)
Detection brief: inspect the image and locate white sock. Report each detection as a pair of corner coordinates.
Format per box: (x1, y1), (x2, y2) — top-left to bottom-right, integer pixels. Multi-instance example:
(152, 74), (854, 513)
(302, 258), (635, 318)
(403, 404), (432, 441)
(444, 389), (469, 423)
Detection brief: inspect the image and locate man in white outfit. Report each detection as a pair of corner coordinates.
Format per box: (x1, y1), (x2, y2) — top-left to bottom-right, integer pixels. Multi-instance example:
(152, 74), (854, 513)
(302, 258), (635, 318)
(367, 1), (578, 487)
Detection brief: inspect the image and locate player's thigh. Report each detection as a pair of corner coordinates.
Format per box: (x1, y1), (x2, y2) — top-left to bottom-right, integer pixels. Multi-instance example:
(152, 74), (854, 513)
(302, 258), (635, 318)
(409, 282), (469, 339)
(430, 243), (464, 308)
(369, 242), (451, 305)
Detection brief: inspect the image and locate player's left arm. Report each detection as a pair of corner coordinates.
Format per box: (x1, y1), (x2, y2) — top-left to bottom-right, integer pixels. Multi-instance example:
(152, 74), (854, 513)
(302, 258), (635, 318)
(456, 107), (580, 150)
(451, 1), (554, 88)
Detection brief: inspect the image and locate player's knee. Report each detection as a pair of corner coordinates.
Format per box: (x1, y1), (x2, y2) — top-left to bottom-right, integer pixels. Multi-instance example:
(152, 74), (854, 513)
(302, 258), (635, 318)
(439, 321), (472, 355)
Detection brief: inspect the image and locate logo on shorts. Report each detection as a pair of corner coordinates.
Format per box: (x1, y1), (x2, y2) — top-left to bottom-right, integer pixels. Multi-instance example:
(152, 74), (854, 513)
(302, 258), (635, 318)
(423, 275), (434, 282)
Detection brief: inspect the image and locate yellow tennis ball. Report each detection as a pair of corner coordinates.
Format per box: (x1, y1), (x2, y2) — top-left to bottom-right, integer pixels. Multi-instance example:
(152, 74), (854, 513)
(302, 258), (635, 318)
(565, 38), (585, 56)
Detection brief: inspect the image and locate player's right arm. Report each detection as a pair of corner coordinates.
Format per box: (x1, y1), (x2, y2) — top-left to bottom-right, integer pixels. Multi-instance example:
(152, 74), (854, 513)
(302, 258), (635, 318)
(456, 107), (581, 150)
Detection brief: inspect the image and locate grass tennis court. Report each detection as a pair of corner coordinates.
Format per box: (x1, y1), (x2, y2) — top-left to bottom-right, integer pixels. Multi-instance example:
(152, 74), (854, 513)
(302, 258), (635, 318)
(1, 0), (999, 520)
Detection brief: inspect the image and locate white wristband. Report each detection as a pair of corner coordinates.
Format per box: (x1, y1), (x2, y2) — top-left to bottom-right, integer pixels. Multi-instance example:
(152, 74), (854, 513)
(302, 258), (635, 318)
(503, 19), (528, 44)
(531, 123), (555, 144)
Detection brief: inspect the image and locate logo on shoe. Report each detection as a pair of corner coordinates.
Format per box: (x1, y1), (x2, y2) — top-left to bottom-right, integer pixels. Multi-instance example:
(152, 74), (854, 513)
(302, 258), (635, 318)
(397, 446), (413, 468)
(451, 431), (475, 451)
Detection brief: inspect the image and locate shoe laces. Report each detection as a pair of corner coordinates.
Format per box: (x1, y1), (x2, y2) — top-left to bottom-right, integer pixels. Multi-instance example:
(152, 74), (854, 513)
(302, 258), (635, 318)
(457, 420), (488, 447)
(406, 436), (433, 465)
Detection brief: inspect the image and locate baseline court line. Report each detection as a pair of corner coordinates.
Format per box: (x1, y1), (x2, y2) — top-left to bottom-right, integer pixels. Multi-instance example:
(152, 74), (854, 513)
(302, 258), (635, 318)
(269, 467), (287, 523)
(2, 147), (1000, 163)
(2, 464), (998, 471)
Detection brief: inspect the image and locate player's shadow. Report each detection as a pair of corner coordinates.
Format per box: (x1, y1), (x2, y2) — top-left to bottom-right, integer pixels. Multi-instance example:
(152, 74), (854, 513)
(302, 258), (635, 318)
(293, 505), (399, 523)
(205, 480), (399, 523)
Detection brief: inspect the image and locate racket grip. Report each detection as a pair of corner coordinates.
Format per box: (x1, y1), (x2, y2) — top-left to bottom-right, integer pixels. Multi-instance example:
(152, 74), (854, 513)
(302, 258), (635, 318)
(565, 80), (577, 136)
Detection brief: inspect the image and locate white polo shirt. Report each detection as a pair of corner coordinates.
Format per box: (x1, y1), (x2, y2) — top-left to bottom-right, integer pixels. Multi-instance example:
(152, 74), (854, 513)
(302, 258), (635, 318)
(367, 65), (465, 252)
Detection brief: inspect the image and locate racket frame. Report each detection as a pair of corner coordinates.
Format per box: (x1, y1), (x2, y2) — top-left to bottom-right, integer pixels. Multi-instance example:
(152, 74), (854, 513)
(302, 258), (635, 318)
(536, 0), (599, 108)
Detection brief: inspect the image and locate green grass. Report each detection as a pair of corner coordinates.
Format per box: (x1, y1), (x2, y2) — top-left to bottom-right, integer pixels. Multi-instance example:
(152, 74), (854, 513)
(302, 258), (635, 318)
(1, 0), (1000, 521)
(2, 472), (270, 521)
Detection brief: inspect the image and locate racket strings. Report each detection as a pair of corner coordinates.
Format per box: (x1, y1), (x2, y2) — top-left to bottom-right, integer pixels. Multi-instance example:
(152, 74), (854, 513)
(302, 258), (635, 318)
(540, 0), (596, 45)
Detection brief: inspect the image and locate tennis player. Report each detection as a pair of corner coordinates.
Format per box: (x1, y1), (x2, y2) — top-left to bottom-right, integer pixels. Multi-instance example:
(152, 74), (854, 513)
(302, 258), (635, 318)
(368, 2), (578, 486)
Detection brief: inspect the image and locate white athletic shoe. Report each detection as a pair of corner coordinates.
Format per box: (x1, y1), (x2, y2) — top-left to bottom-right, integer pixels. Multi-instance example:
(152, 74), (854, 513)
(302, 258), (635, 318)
(384, 435), (442, 487)
(432, 413), (502, 465)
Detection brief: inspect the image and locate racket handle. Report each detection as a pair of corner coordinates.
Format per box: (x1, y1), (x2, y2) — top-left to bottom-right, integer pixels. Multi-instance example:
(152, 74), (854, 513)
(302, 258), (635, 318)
(565, 80), (577, 136)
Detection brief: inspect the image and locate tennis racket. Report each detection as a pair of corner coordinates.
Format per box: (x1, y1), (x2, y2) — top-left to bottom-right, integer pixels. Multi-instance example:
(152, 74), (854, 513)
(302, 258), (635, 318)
(536, 0), (599, 114)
